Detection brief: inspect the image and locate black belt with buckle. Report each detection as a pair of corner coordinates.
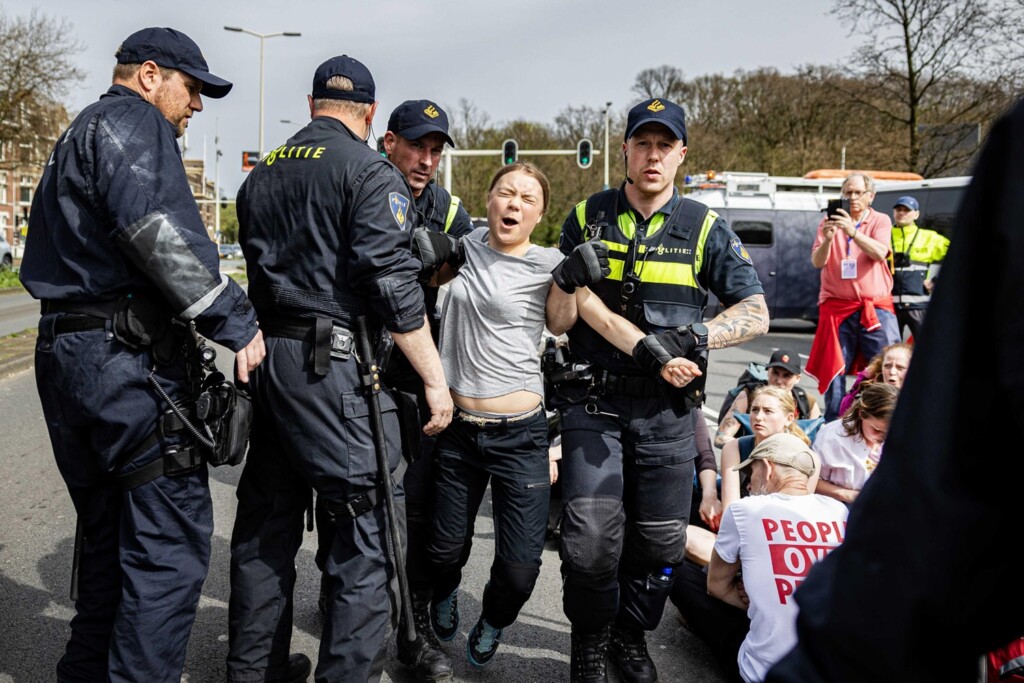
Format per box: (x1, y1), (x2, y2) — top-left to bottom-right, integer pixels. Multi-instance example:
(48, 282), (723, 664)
(261, 315), (353, 376)
(52, 314), (108, 335)
(601, 371), (666, 398)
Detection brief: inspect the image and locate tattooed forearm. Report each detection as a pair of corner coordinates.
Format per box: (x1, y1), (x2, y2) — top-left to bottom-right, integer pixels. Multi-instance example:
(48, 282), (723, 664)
(707, 294), (770, 350)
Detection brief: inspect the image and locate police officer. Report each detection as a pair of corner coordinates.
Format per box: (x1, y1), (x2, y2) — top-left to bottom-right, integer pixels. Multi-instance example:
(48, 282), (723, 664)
(20, 27), (266, 683)
(890, 195), (949, 340)
(227, 56), (453, 683)
(554, 98), (770, 683)
(312, 98), (471, 681)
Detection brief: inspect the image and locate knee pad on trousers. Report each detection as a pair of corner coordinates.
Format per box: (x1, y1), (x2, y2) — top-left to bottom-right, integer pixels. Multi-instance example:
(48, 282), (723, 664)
(622, 518), (686, 575)
(559, 496), (625, 583)
(482, 559), (541, 628)
(490, 558), (540, 601)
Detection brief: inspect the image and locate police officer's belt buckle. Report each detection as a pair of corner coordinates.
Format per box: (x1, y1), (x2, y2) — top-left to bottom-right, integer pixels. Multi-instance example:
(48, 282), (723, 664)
(330, 325), (353, 360)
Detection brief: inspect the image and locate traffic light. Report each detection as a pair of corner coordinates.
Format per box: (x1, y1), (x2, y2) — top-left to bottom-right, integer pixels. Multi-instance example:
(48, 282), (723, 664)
(576, 138), (593, 169)
(502, 139), (518, 165)
(376, 136), (387, 157)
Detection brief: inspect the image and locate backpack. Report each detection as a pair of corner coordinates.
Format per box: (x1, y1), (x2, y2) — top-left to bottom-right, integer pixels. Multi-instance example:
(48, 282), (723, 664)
(718, 361), (814, 425)
(717, 362), (769, 424)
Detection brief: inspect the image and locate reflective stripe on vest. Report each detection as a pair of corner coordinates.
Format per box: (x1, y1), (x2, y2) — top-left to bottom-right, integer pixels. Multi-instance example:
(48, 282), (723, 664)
(567, 192), (715, 373)
(444, 196), (461, 233)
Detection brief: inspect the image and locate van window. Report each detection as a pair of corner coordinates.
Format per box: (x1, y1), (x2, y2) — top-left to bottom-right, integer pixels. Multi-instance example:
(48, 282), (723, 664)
(733, 221), (773, 246)
(922, 188), (964, 238)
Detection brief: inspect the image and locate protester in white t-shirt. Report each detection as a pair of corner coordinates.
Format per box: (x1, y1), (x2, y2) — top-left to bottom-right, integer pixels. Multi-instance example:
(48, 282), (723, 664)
(707, 433), (849, 682)
(813, 381), (898, 506)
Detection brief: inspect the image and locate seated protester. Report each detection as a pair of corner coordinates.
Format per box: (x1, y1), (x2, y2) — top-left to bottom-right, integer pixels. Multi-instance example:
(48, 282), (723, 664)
(674, 433), (849, 683)
(681, 386), (817, 570)
(814, 381), (898, 507)
(716, 349), (820, 448)
(721, 386), (818, 512)
(837, 342), (912, 417)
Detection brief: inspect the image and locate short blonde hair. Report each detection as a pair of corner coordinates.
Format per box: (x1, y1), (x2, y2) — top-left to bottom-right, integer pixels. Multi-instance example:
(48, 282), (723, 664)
(313, 75), (372, 118)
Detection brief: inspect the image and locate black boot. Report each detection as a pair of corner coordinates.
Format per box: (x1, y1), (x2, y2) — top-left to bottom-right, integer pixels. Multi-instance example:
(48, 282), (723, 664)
(270, 653), (311, 683)
(570, 625), (609, 683)
(397, 598), (454, 681)
(609, 623), (657, 683)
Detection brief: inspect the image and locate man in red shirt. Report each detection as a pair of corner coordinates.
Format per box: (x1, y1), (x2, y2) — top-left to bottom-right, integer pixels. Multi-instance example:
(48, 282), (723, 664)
(806, 173), (900, 421)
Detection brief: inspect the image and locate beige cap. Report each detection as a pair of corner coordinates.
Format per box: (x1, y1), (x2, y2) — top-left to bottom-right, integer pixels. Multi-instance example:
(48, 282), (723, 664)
(733, 433), (815, 477)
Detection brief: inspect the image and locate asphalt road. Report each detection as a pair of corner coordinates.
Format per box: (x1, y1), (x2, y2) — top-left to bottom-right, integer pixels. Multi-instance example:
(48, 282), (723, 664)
(0, 314), (818, 683)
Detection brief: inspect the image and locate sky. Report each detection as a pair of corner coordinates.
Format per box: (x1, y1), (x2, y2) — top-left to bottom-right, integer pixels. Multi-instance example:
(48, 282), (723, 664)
(31, 0), (861, 197)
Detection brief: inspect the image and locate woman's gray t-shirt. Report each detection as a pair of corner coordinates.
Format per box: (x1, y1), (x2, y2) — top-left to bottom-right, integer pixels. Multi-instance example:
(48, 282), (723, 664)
(439, 227), (563, 400)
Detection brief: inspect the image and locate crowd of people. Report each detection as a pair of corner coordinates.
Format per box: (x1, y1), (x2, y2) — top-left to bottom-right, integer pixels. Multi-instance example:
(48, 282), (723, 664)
(21, 21), (979, 683)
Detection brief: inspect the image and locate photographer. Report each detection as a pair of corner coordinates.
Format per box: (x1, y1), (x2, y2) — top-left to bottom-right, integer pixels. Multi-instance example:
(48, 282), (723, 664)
(806, 173), (900, 422)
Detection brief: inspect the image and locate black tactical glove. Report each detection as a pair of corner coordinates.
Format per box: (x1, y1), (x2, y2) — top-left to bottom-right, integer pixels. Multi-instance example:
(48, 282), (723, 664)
(632, 327), (698, 375)
(551, 240), (611, 293)
(412, 229), (464, 282)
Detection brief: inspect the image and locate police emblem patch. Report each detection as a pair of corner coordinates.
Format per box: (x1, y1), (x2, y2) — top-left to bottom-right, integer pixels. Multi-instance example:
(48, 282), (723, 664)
(389, 192), (410, 230)
(424, 105), (440, 118)
(648, 99), (666, 113)
(731, 237), (753, 264)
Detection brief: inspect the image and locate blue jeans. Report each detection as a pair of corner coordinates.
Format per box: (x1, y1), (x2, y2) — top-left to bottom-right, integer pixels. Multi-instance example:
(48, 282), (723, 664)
(823, 308), (900, 421)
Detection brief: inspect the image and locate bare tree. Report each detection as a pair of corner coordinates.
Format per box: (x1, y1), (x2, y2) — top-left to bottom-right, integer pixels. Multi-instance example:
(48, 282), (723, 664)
(832, 0), (1021, 175)
(0, 8), (84, 147)
(630, 65), (689, 104)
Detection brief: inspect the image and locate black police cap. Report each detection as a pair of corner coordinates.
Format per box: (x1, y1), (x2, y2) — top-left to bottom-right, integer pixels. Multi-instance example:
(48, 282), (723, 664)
(115, 27), (232, 99)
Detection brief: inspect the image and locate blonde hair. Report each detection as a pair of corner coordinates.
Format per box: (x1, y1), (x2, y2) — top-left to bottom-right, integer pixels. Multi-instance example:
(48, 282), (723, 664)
(750, 385), (811, 445)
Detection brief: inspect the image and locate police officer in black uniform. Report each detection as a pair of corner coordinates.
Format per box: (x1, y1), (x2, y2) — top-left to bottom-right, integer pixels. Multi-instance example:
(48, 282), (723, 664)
(20, 27), (266, 683)
(553, 98), (770, 683)
(312, 98), (471, 681)
(227, 56), (453, 683)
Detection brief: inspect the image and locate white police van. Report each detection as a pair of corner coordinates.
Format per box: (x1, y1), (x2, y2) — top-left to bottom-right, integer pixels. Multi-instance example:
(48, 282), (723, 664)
(688, 172), (970, 322)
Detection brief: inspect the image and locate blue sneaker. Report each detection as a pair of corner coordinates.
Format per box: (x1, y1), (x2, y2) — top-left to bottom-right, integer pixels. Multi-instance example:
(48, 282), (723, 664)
(467, 618), (503, 667)
(430, 588), (460, 642)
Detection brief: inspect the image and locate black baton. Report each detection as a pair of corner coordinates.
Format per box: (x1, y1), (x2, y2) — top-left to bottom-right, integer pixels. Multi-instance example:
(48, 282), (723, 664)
(355, 316), (416, 643)
(70, 517), (84, 601)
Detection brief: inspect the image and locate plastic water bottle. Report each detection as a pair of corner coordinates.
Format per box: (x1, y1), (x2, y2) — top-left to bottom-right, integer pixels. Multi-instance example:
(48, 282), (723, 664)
(656, 567), (673, 584)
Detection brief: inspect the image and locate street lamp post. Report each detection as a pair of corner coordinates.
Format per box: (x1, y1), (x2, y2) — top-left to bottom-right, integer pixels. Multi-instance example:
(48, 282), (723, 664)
(603, 101), (612, 190)
(223, 26), (301, 159)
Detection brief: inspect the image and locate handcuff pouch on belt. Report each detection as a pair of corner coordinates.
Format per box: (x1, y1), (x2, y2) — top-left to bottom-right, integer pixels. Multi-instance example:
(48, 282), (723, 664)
(194, 369), (253, 467)
(542, 338), (596, 411)
(111, 294), (179, 363)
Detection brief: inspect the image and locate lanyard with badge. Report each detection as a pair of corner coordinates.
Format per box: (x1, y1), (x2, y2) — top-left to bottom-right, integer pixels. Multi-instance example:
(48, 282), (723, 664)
(841, 210), (870, 280)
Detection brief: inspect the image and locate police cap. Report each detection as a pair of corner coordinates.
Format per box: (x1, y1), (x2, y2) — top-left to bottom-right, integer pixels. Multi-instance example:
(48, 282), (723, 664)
(116, 27), (233, 99)
(625, 98), (687, 145)
(312, 55), (375, 104)
(388, 100), (455, 147)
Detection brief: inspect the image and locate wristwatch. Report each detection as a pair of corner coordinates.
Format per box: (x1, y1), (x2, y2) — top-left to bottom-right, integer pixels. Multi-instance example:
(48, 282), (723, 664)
(682, 323), (709, 352)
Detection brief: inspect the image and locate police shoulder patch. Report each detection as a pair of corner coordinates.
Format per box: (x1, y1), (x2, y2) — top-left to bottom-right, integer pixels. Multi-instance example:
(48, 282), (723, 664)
(731, 237), (753, 264)
(389, 192), (410, 230)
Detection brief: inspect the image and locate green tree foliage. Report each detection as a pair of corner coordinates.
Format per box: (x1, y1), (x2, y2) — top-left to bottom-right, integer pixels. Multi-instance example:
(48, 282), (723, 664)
(219, 204), (239, 243)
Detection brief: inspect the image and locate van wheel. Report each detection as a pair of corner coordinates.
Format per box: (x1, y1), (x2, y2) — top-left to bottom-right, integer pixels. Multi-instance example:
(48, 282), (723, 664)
(0, 254), (11, 271)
